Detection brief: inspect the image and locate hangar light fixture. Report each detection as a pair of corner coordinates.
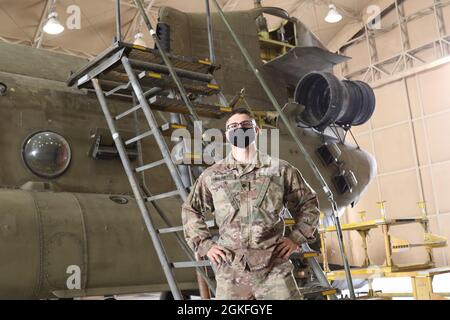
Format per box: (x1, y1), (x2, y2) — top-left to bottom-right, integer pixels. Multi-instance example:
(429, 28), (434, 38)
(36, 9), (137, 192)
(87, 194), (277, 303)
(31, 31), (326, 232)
(325, 4), (343, 23)
(133, 33), (147, 47)
(43, 11), (65, 35)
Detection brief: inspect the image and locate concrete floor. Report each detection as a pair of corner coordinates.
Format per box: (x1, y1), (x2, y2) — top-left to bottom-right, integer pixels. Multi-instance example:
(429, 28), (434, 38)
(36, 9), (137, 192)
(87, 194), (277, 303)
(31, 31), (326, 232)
(109, 274), (450, 300)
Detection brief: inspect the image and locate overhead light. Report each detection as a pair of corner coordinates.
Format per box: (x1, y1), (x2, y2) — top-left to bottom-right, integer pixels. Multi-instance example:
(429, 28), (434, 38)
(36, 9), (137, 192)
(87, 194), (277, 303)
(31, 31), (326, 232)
(325, 4), (343, 24)
(43, 12), (65, 35)
(133, 33), (147, 47)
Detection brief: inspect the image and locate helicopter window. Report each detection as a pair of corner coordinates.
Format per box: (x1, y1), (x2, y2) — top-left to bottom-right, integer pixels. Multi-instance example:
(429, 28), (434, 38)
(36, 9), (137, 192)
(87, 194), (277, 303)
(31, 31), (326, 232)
(22, 131), (71, 179)
(0, 82), (7, 96)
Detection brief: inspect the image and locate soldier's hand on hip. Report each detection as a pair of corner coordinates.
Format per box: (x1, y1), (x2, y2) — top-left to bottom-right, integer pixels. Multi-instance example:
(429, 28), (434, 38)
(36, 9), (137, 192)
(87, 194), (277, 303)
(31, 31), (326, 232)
(275, 237), (300, 260)
(207, 245), (228, 265)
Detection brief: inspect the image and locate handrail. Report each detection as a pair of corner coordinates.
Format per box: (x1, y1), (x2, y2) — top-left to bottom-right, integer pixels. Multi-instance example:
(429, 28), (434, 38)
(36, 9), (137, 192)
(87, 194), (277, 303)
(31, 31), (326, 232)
(133, 0), (202, 124)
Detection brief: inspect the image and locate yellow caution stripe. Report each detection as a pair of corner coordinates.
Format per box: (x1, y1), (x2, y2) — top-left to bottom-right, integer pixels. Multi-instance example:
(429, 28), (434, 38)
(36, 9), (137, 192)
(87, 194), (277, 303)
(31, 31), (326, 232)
(132, 44), (147, 51)
(220, 107), (232, 113)
(170, 124), (187, 129)
(147, 72), (162, 79)
(321, 289), (337, 296)
(303, 252), (319, 258)
(207, 84), (220, 90)
(284, 219), (295, 226)
(198, 59), (212, 65)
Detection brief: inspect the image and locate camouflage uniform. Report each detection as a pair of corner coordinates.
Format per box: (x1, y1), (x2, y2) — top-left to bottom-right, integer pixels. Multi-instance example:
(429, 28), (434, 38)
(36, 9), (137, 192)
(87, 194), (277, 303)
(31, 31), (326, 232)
(182, 151), (320, 300)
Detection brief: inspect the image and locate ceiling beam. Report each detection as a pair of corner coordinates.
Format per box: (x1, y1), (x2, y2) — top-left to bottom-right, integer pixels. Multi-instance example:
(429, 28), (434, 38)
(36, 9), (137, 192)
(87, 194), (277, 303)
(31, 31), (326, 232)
(32, 0), (53, 48)
(123, 0), (157, 42)
(287, 0), (309, 16)
(327, 0), (395, 52)
(222, 0), (240, 11)
(110, 0), (137, 8)
(109, 0), (155, 9)
(0, 35), (30, 45)
(123, 10), (140, 41)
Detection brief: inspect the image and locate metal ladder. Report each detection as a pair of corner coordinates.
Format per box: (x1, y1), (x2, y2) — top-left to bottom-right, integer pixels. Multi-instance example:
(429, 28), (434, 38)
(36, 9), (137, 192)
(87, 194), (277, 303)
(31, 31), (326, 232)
(67, 27), (231, 301)
(94, 63), (213, 301)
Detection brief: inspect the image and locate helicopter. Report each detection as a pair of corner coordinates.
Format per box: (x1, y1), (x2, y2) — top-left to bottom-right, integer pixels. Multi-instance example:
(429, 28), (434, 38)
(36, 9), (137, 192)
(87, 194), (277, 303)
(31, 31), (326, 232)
(0, 4), (375, 299)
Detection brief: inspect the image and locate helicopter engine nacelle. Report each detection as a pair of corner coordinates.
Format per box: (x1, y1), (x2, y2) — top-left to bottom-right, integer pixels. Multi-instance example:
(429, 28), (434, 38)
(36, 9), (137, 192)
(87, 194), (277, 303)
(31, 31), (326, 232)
(294, 72), (376, 132)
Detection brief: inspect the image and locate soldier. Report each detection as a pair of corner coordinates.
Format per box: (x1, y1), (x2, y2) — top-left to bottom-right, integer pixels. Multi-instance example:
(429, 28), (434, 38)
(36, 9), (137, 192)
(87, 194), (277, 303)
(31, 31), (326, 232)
(182, 108), (320, 300)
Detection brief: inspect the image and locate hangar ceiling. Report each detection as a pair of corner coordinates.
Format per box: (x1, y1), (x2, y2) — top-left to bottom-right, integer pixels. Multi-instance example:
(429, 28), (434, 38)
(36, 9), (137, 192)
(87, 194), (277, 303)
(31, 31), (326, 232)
(0, 0), (374, 58)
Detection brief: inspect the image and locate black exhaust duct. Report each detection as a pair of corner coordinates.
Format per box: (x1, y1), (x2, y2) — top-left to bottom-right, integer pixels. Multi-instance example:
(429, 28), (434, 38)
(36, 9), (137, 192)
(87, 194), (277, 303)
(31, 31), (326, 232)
(294, 72), (376, 131)
(156, 23), (171, 53)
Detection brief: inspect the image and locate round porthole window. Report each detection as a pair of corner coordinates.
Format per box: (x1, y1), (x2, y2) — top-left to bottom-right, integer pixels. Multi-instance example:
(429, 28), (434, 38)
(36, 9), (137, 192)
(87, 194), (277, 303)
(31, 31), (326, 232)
(0, 82), (7, 96)
(22, 131), (71, 179)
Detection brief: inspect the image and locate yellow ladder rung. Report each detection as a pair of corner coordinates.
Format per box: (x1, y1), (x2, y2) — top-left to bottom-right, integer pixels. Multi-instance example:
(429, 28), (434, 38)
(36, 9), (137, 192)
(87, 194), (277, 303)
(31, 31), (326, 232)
(147, 72), (162, 79)
(207, 84), (220, 90)
(284, 218), (295, 226)
(132, 44), (147, 51)
(170, 124), (187, 129)
(322, 289), (337, 296)
(198, 59), (212, 65)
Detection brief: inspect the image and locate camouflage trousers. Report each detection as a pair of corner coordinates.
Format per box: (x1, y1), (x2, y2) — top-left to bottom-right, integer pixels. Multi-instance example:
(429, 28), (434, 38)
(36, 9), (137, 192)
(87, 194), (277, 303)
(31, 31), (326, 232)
(214, 259), (302, 300)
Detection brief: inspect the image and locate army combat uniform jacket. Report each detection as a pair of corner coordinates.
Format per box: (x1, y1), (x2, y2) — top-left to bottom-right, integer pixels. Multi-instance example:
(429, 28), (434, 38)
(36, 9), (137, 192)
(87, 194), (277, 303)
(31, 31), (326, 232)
(182, 151), (320, 273)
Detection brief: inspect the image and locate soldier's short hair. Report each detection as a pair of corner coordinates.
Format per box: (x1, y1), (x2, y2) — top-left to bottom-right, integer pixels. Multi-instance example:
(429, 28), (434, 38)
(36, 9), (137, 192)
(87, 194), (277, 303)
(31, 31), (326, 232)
(228, 107), (254, 120)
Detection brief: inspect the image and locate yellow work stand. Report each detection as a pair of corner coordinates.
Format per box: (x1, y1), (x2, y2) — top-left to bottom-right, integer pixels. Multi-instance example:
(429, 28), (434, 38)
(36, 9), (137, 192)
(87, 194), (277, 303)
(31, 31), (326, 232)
(326, 266), (450, 300)
(318, 202), (449, 300)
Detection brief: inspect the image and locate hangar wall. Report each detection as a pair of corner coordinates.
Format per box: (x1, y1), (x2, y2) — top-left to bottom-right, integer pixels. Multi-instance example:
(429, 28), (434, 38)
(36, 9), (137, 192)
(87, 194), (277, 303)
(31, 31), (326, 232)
(325, 0), (450, 267)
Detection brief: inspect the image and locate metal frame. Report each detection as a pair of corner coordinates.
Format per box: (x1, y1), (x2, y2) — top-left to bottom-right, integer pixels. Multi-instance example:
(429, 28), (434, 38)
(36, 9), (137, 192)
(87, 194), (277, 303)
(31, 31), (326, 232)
(341, 0), (450, 82)
(348, 60), (450, 263)
(301, 243), (338, 300)
(124, 0), (157, 42)
(204, 0), (229, 107)
(115, 0), (122, 42)
(222, 0), (240, 11)
(32, 0), (53, 48)
(90, 58), (219, 296)
(133, 106), (216, 296)
(321, 201), (449, 300)
(133, 0), (201, 123)
(122, 55), (189, 201)
(205, 0), (215, 64)
(347, 12), (450, 266)
(92, 78), (183, 299)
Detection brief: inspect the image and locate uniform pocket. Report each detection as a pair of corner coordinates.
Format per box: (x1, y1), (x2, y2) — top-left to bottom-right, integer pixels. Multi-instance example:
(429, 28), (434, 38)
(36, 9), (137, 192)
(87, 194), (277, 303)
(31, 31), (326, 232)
(211, 178), (240, 226)
(254, 175), (285, 223)
(215, 203), (237, 227)
(254, 206), (281, 225)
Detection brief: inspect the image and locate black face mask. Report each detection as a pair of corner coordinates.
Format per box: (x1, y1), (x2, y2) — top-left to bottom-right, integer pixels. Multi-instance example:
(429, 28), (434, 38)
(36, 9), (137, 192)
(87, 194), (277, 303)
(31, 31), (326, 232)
(227, 128), (256, 149)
